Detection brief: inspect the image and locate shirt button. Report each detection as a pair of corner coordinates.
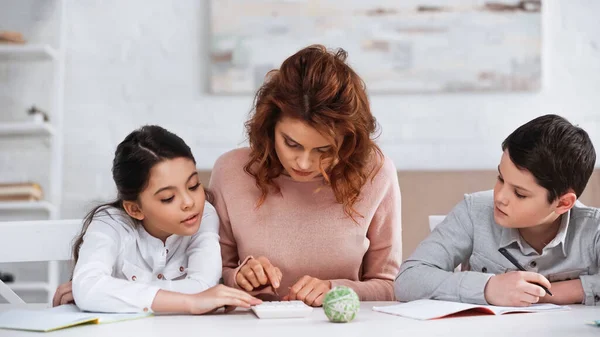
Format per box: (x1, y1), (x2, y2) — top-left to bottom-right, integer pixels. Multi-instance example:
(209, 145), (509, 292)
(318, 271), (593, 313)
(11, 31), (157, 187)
(179, 266), (184, 272)
(157, 274), (163, 279)
(482, 267), (488, 273)
(529, 261), (537, 268)
(166, 249), (169, 254)
(143, 307), (149, 312)
(132, 276), (137, 281)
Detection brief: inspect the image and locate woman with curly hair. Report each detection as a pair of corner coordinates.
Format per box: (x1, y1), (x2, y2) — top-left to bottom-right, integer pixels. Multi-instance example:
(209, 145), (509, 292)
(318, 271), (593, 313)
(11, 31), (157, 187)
(210, 45), (402, 307)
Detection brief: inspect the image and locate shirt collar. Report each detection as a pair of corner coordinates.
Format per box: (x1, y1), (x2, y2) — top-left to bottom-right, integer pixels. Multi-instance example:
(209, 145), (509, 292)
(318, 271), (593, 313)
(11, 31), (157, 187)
(499, 226), (520, 249)
(545, 209), (570, 257)
(499, 226), (536, 255)
(498, 209), (571, 257)
(136, 224), (182, 268)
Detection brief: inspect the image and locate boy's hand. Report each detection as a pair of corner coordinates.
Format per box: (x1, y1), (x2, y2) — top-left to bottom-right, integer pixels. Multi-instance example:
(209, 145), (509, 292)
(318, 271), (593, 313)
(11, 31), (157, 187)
(538, 279), (585, 305)
(484, 271), (551, 306)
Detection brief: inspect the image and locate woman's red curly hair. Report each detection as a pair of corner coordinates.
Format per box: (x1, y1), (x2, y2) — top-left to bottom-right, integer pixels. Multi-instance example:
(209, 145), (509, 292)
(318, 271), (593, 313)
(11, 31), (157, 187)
(244, 45), (383, 220)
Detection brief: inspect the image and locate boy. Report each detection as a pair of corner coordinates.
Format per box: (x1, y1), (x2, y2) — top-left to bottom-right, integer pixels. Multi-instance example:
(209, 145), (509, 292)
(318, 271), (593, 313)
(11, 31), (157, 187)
(395, 114), (599, 306)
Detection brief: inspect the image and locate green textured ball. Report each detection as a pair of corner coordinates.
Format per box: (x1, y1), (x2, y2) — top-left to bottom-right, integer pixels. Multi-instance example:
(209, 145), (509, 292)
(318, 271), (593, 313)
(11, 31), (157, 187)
(323, 286), (360, 323)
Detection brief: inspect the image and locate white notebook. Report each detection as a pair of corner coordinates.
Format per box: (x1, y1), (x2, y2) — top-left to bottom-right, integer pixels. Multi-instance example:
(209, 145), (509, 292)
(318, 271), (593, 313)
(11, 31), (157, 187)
(373, 299), (569, 320)
(0, 304), (152, 332)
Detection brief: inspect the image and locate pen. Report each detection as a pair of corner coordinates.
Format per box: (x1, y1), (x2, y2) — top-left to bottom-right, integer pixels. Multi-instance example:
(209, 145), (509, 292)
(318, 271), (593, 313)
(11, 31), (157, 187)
(498, 247), (553, 296)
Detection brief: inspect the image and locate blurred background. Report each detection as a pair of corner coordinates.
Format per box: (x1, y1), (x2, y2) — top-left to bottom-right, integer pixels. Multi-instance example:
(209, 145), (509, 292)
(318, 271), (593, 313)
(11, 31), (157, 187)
(1, 0), (599, 303)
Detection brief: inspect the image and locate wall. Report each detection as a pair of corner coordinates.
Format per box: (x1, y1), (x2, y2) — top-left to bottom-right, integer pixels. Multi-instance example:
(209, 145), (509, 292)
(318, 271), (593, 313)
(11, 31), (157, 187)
(1, 0), (599, 218)
(62, 0), (600, 217)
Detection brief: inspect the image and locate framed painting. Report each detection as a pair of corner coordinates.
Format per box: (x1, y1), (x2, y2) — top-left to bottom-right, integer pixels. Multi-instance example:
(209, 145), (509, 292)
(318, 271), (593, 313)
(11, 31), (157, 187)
(210, 0), (541, 94)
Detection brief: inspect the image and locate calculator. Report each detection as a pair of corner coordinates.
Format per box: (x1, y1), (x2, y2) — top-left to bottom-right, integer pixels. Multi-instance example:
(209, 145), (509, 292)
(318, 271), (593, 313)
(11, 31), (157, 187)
(251, 301), (314, 319)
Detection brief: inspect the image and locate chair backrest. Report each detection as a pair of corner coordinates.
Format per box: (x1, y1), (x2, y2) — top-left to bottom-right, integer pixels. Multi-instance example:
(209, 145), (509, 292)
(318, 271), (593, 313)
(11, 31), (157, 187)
(0, 219), (82, 264)
(0, 219), (82, 304)
(428, 215), (446, 232)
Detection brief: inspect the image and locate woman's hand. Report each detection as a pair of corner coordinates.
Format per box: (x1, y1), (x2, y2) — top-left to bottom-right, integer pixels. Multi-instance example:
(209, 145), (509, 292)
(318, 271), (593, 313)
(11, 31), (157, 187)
(235, 256), (282, 292)
(284, 275), (331, 307)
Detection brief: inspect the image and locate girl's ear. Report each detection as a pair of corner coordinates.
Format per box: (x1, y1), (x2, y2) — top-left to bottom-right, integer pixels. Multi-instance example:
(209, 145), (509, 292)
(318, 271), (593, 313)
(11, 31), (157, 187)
(123, 200), (144, 220)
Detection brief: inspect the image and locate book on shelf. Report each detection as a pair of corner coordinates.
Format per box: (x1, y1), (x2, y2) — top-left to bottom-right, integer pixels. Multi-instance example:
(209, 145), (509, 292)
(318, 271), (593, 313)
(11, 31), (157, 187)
(0, 182), (43, 201)
(0, 31), (25, 44)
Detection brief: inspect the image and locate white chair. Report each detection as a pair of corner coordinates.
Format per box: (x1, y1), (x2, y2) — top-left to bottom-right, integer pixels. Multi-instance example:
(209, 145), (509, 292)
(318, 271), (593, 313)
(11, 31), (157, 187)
(428, 215), (447, 232)
(0, 219), (82, 304)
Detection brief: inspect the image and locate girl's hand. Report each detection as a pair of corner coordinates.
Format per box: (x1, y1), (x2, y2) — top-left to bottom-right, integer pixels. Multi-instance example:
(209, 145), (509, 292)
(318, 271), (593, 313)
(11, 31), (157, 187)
(52, 281), (75, 307)
(187, 284), (262, 314)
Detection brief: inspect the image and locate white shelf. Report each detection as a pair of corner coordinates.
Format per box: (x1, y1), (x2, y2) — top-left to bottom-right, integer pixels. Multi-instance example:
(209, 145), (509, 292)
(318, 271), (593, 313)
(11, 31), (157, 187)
(0, 122), (55, 137)
(0, 0), (66, 305)
(0, 44), (58, 62)
(8, 282), (51, 292)
(0, 201), (56, 213)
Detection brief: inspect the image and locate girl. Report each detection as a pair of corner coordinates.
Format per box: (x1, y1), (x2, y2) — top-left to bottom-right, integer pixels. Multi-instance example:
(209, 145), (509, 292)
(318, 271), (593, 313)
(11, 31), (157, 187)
(211, 45), (403, 306)
(55, 125), (260, 313)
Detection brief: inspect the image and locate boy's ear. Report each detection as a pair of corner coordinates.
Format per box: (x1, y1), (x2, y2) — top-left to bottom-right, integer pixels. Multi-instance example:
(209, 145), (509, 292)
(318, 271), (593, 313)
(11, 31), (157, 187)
(555, 191), (577, 215)
(123, 200), (145, 220)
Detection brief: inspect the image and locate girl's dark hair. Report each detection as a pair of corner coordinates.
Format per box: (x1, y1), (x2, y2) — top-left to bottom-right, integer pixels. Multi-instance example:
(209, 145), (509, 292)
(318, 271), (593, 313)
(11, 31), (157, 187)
(71, 125), (211, 266)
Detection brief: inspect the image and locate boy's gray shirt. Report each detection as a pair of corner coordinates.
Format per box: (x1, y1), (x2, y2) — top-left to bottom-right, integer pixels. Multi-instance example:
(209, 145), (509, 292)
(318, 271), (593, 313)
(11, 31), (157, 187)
(395, 190), (600, 305)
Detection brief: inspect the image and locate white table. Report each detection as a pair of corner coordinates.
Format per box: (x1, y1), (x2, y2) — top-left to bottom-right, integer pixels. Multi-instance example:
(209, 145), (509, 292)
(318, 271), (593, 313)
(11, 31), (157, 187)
(1, 302), (599, 337)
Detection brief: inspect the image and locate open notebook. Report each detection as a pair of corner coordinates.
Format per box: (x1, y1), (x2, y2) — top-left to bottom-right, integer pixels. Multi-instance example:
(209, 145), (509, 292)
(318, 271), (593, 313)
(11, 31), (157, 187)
(0, 304), (152, 332)
(373, 299), (569, 320)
